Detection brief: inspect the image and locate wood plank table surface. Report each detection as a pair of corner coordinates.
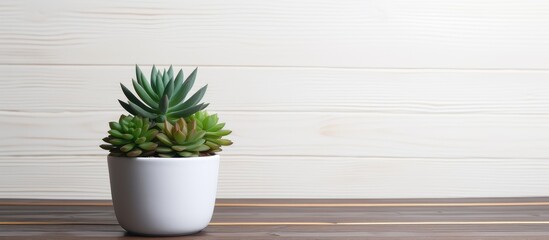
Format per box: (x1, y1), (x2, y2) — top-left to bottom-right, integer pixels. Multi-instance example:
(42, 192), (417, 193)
(2, 198), (549, 239)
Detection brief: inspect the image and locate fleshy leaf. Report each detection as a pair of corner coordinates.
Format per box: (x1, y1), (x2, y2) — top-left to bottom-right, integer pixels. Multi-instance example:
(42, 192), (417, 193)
(170, 85), (207, 112)
(132, 80), (158, 108)
(169, 103), (209, 119)
(139, 142), (158, 151)
(126, 149), (142, 157)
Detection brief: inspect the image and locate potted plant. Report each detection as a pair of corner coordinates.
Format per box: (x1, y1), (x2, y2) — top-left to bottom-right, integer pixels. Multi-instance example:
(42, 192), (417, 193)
(100, 65), (232, 236)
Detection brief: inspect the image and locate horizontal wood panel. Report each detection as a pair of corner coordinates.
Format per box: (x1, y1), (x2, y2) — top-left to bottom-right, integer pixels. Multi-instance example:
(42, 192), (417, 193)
(1, 156), (549, 199)
(4, 198), (549, 206)
(3, 198), (549, 239)
(3, 225), (549, 239)
(2, 0), (549, 200)
(1, 0), (549, 68)
(2, 65), (549, 114)
(3, 199), (549, 224)
(1, 111), (548, 158)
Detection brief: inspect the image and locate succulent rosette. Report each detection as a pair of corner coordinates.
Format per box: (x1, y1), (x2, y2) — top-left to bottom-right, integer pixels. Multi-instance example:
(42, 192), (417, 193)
(189, 111), (233, 153)
(155, 118), (210, 157)
(119, 65), (209, 122)
(100, 115), (159, 157)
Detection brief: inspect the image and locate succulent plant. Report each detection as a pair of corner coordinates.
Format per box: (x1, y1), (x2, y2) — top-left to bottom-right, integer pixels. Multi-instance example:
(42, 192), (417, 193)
(101, 64), (233, 158)
(118, 65), (209, 123)
(155, 118), (210, 157)
(190, 111), (233, 153)
(100, 115), (159, 157)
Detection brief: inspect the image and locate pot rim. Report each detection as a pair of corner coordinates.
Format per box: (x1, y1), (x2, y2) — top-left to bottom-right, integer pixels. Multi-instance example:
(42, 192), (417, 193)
(107, 154), (219, 162)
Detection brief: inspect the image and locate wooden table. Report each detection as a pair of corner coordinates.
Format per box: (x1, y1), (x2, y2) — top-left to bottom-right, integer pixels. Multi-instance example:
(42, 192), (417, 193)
(2, 198), (549, 239)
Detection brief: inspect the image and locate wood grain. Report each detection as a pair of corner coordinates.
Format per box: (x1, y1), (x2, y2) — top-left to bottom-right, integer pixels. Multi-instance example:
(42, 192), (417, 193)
(1, 0), (549, 68)
(2, 156), (549, 199)
(2, 65), (549, 114)
(2, 198), (549, 239)
(2, 0), (549, 200)
(2, 111), (549, 158)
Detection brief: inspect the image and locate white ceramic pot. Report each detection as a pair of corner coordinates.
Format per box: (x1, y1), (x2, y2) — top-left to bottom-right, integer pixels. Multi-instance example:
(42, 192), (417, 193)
(107, 155), (220, 236)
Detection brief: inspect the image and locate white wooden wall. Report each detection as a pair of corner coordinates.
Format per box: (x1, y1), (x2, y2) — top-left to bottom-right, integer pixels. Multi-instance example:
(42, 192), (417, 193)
(1, 0), (549, 199)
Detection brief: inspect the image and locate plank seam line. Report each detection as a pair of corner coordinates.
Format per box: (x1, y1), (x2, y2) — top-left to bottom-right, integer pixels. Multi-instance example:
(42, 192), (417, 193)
(212, 221), (549, 226)
(3, 154), (549, 160)
(3, 202), (549, 207)
(4, 110), (549, 116)
(3, 63), (549, 72)
(4, 221), (549, 226)
(217, 202), (549, 207)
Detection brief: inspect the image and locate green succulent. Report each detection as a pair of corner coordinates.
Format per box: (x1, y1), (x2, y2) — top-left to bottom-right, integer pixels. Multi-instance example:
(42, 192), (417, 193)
(118, 65), (209, 123)
(155, 118), (210, 157)
(100, 115), (159, 157)
(190, 111), (233, 153)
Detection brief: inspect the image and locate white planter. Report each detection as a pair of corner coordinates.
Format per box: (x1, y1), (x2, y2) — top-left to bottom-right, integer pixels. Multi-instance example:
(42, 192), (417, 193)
(107, 155), (220, 236)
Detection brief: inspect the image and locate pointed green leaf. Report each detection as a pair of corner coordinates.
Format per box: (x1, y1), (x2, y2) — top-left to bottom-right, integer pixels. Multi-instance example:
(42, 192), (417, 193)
(135, 136), (146, 144)
(162, 69), (170, 85)
(135, 65), (143, 83)
(126, 149), (142, 157)
(108, 130), (124, 138)
(156, 133), (173, 146)
(118, 100), (139, 116)
(128, 102), (157, 119)
(196, 144), (210, 152)
(173, 131), (186, 145)
(195, 118), (204, 129)
(170, 85), (208, 112)
(171, 145), (186, 151)
(167, 65), (174, 80)
(121, 134), (134, 140)
(169, 103), (209, 119)
(205, 130), (232, 137)
(132, 80), (159, 108)
(151, 65), (158, 91)
(163, 79), (174, 98)
(138, 72), (159, 101)
(132, 128), (142, 138)
(188, 130), (206, 142)
(159, 94), (169, 114)
(120, 143), (135, 152)
(109, 122), (122, 131)
(157, 147), (173, 153)
(142, 119), (150, 132)
(118, 115), (126, 123)
(121, 83), (156, 113)
(138, 142), (157, 151)
(155, 72), (164, 96)
(204, 115), (217, 130)
(181, 139), (206, 151)
(109, 138), (130, 146)
(204, 140), (220, 150)
(133, 114), (143, 128)
(209, 122), (225, 132)
(170, 68), (198, 105)
(99, 144), (113, 150)
(211, 138), (233, 146)
(205, 135), (221, 141)
(143, 129), (158, 142)
(173, 69), (184, 88)
(175, 67), (197, 94)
